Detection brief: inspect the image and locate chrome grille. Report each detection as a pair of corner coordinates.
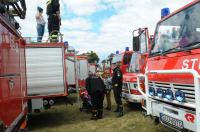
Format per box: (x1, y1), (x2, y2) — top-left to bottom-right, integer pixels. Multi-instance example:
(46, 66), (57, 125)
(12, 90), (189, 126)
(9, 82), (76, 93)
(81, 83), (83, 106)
(149, 81), (195, 104)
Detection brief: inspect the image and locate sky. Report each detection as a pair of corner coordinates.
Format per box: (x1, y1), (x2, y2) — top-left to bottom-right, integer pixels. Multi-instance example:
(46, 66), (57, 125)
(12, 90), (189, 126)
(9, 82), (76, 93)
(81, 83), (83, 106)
(17, 0), (193, 61)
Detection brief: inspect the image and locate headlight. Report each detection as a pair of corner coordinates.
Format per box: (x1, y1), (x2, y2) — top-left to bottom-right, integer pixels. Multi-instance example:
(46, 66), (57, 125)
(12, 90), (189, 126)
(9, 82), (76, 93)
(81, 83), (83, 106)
(157, 88), (164, 98)
(165, 89), (173, 100)
(149, 87), (155, 96)
(175, 90), (185, 102)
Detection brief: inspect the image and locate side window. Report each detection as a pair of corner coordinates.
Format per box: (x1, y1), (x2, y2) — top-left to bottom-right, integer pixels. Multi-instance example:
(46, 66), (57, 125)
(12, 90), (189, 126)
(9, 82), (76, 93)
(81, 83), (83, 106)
(140, 33), (147, 53)
(123, 54), (132, 65)
(129, 53), (140, 73)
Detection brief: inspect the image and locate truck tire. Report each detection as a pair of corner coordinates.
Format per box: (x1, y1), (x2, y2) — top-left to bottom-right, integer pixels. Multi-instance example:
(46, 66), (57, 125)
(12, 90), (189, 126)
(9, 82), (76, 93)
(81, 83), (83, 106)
(0, 121), (4, 132)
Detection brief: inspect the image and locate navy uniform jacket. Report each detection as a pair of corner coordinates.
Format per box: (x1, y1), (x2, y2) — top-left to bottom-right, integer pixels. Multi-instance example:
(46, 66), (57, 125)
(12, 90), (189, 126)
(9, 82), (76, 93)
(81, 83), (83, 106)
(86, 75), (105, 95)
(112, 66), (123, 87)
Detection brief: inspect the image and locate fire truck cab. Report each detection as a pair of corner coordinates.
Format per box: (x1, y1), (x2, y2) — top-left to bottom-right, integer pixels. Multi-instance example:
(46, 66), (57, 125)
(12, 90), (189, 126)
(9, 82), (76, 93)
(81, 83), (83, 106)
(137, 1), (200, 131)
(122, 28), (149, 104)
(111, 49), (133, 74)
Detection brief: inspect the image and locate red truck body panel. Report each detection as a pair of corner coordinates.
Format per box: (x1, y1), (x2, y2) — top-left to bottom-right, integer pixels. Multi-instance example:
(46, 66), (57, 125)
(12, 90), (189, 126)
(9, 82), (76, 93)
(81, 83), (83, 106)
(147, 47), (200, 84)
(0, 15), (27, 129)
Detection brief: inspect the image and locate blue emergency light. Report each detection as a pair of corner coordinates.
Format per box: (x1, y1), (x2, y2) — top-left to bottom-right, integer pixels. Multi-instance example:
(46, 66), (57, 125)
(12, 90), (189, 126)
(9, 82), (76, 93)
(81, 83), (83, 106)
(125, 47), (129, 51)
(64, 41), (69, 47)
(161, 8), (170, 18)
(116, 50), (119, 54)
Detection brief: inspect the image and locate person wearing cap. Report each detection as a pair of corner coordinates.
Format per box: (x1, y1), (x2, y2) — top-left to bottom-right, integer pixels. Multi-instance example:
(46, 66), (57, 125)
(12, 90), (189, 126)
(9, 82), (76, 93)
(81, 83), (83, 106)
(112, 62), (123, 117)
(86, 72), (105, 120)
(36, 6), (46, 42)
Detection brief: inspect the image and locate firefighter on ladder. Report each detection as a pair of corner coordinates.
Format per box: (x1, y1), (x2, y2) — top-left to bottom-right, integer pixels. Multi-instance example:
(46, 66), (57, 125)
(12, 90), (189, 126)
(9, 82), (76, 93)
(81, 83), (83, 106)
(112, 62), (124, 117)
(46, 0), (61, 42)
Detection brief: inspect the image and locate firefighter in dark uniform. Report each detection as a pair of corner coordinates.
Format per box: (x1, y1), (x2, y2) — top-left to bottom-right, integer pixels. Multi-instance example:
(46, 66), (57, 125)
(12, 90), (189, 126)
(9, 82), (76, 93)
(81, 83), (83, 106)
(86, 72), (105, 120)
(112, 62), (123, 117)
(46, 0), (61, 42)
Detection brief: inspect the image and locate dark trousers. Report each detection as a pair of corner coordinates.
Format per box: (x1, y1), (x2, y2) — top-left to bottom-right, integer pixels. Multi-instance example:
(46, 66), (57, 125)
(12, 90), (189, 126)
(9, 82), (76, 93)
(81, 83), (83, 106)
(91, 91), (104, 111)
(113, 85), (122, 106)
(105, 91), (111, 109)
(48, 15), (60, 41)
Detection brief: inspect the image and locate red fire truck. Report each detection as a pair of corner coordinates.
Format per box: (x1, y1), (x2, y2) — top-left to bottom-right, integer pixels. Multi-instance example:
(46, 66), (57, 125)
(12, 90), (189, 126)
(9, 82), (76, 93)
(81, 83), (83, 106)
(76, 55), (89, 92)
(111, 48), (133, 74)
(137, 1), (200, 131)
(0, 0), (27, 131)
(65, 52), (76, 87)
(102, 54), (113, 76)
(122, 28), (149, 104)
(89, 63), (96, 74)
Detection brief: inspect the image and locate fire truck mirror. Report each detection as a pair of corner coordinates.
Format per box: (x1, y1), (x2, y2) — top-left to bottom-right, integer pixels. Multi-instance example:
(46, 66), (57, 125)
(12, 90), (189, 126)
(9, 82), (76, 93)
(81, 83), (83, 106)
(15, 22), (20, 30)
(133, 36), (140, 51)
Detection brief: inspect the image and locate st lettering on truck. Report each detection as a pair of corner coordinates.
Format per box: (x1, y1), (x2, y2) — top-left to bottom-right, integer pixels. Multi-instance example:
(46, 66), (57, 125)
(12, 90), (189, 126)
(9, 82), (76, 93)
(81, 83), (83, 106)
(137, 1), (200, 131)
(25, 43), (68, 112)
(122, 28), (149, 104)
(112, 48), (133, 74)
(0, 0), (27, 131)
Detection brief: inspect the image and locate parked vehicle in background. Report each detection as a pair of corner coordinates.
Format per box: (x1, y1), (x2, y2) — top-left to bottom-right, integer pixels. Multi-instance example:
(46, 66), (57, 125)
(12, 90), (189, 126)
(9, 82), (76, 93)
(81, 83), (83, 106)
(111, 48), (133, 74)
(0, 0), (27, 131)
(65, 53), (76, 87)
(89, 63), (96, 74)
(102, 54), (113, 76)
(122, 28), (149, 105)
(137, 1), (200, 131)
(77, 55), (89, 93)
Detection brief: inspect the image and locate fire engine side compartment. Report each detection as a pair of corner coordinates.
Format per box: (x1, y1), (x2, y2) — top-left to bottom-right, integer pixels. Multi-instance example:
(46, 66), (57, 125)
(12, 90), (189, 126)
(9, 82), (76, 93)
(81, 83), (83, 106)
(66, 56), (75, 86)
(0, 14), (27, 130)
(25, 44), (67, 97)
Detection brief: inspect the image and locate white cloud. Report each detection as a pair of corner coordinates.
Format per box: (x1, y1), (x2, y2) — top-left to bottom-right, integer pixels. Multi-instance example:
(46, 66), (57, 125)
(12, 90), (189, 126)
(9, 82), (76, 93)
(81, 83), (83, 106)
(63, 0), (106, 16)
(61, 18), (92, 30)
(16, 0), (194, 60)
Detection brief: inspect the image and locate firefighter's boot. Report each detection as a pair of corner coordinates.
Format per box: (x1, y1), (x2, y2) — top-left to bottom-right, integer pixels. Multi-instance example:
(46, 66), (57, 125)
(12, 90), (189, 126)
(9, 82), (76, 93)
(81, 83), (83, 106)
(113, 106), (119, 112)
(91, 110), (98, 120)
(118, 106), (124, 117)
(97, 109), (103, 119)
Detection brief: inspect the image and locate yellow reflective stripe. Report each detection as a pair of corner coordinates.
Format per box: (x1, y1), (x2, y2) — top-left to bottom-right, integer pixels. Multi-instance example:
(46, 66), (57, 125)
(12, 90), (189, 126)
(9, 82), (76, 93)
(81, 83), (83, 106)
(51, 35), (58, 38)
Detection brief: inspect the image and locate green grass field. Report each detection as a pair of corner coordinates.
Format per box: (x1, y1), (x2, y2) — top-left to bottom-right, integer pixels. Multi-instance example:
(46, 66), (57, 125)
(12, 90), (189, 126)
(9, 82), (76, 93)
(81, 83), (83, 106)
(28, 93), (173, 132)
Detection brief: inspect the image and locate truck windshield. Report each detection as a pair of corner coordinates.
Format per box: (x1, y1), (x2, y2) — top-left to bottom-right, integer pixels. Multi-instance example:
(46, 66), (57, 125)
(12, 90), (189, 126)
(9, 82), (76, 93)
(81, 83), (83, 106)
(151, 2), (200, 55)
(129, 53), (140, 73)
(123, 53), (132, 65)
